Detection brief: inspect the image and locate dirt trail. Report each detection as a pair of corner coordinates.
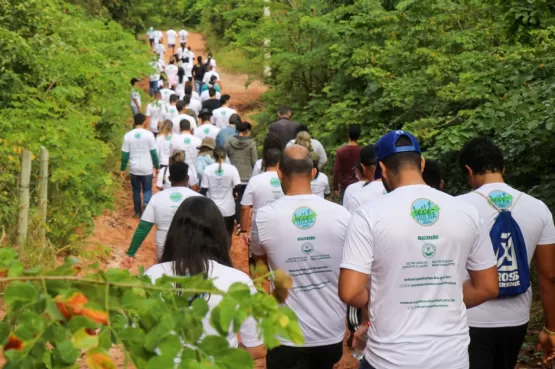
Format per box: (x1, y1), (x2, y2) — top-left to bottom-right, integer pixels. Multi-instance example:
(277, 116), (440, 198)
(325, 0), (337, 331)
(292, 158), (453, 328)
(85, 33), (359, 369)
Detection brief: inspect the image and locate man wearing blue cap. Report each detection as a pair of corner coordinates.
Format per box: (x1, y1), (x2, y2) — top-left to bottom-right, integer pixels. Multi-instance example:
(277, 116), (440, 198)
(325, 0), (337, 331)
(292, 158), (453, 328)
(338, 130), (499, 369)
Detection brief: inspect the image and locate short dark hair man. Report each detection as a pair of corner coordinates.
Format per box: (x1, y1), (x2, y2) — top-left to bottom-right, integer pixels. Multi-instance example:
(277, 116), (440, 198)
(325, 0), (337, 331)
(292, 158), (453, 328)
(268, 106), (300, 149)
(216, 113), (241, 148)
(422, 159), (444, 190)
(201, 88), (222, 113)
(251, 145), (351, 369)
(121, 113), (160, 217)
(332, 125), (362, 200)
(458, 137), (555, 369)
(339, 130), (499, 369)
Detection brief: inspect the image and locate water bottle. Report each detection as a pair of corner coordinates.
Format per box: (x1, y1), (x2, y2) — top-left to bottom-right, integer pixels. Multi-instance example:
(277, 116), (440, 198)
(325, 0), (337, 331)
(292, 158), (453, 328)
(351, 331), (368, 361)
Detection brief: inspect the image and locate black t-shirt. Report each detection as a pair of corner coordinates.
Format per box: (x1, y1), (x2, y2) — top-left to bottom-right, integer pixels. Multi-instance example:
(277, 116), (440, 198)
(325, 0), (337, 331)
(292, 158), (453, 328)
(202, 99), (222, 113)
(192, 64), (206, 81)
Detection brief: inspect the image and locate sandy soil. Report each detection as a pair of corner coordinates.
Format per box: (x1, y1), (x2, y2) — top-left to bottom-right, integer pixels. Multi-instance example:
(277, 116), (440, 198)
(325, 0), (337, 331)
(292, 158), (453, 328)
(84, 32), (361, 369)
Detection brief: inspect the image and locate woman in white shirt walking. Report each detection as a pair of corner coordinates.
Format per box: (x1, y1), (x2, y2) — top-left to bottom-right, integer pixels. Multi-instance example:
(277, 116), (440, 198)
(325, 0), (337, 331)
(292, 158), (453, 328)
(144, 196), (266, 359)
(200, 148), (241, 239)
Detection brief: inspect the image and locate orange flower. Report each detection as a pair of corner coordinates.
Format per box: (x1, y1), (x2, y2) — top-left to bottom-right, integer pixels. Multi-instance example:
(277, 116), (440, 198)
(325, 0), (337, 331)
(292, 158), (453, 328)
(4, 335), (23, 351)
(86, 350), (116, 369)
(81, 308), (109, 325)
(54, 292), (109, 325)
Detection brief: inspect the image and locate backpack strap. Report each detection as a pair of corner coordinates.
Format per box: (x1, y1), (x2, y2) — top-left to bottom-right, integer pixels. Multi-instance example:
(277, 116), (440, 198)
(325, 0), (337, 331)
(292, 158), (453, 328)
(162, 166), (168, 186)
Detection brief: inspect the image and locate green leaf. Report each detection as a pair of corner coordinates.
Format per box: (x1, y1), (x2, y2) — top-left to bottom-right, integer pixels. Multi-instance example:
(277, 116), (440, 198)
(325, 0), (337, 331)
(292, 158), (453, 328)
(55, 340), (80, 364)
(72, 328), (99, 350)
(4, 282), (38, 309)
(215, 349), (254, 369)
(191, 298), (209, 318)
(144, 315), (174, 352)
(199, 335), (230, 356)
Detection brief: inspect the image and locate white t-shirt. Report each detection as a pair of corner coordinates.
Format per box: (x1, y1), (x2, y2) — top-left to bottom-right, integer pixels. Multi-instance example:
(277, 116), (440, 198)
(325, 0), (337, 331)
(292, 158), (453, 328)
(200, 90), (221, 103)
(458, 183), (555, 328)
(188, 98), (202, 114)
(166, 29), (177, 45)
(171, 114), (197, 135)
(145, 260), (262, 348)
(170, 133), (202, 176)
(159, 88), (174, 104)
(201, 163), (241, 217)
(154, 43), (166, 58)
(178, 29), (188, 43)
(130, 88), (141, 108)
(145, 100), (166, 132)
(347, 180), (387, 214)
(165, 64), (178, 83)
(205, 58), (217, 70)
(251, 159), (263, 177)
(163, 104), (179, 122)
(203, 71), (220, 84)
(121, 128), (156, 176)
(156, 134), (172, 166)
(251, 195), (350, 347)
(286, 139), (328, 169)
(194, 123), (220, 141)
(211, 106), (237, 129)
(310, 173), (330, 198)
(342, 181), (365, 210)
(141, 187), (201, 259)
(155, 166), (199, 191)
(149, 61), (161, 82)
(153, 30), (163, 44)
(240, 171), (284, 223)
(341, 184), (497, 369)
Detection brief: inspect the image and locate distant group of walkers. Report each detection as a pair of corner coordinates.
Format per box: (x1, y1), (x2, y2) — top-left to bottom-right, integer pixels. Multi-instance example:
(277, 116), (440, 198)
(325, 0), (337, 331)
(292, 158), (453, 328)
(119, 25), (555, 369)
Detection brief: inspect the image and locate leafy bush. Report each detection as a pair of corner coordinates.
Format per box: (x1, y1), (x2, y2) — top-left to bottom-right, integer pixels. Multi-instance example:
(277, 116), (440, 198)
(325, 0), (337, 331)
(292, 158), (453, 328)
(0, 249), (303, 368)
(0, 0), (152, 247)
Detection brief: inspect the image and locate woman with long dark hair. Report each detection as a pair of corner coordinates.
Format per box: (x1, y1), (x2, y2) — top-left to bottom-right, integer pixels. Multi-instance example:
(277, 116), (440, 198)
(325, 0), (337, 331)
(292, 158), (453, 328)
(251, 132), (282, 177)
(144, 197), (266, 358)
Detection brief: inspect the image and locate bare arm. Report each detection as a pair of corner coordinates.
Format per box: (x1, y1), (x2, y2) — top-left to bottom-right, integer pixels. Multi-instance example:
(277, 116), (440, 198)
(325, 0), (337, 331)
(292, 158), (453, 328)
(463, 266), (499, 309)
(241, 344), (267, 360)
(338, 269), (369, 308)
(536, 244), (555, 330)
(240, 205), (251, 234)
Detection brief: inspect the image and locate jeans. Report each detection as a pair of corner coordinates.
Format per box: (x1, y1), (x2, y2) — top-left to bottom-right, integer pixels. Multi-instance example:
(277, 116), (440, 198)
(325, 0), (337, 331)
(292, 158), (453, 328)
(359, 358), (376, 369)
(194, 80), (203, 94)
(130, 174), (153, 215)
(149, 80), (159, 97)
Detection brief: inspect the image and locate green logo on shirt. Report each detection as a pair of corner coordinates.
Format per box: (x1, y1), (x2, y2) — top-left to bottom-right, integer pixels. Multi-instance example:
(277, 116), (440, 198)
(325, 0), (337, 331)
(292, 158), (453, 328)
(488, 190), (513, 210)
(169, 192), (183, 203)
(270, 178), (281, 188)
(410, 199), (440, 226)
(301, 242), (314, 255)
(166, 135), (172, 141)
(215, 167), (224, 176)
(184, 138), (191, 144)
(134, 133), (141, 139)
(422, 243), (437, 259)
(204, 127), (210, 134)
(292, 207), (317, 230)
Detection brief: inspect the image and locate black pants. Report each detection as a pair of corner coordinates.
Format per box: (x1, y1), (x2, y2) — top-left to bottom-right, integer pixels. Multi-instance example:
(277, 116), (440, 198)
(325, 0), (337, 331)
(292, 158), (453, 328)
(223, 216), (234, 241)
(234, 184), (247, 225)
(267, 341), (343, 369)
(469, 323), (528, 369)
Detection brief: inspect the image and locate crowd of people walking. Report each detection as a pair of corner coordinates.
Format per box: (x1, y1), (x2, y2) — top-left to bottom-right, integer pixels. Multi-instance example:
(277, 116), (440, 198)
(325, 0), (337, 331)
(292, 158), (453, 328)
(119, 26), (555, 369)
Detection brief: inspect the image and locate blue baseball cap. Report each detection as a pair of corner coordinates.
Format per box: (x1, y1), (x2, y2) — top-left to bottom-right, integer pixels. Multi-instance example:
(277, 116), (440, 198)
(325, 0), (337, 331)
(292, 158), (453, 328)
(374, 130), (421, 179)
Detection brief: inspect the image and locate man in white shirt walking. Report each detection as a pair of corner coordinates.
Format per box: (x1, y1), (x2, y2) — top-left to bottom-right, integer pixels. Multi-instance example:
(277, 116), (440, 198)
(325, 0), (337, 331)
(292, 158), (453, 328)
(339, 130), (499, 369)
(171, 100), (196, 135)
(251, 145), (351, 369)
(194, 109), (220, 141)
(121, 114), (160, 217)
(457, 137), (555, 369)
(347, 144), (386, 214)
(212, 95), (237, 129)
(179, 28), (188, 48)
(144, 90), (166, 136)
(170, 119), (201, 178)
(166, 29), (177, 55)
(240, 148), (284, 266)
(154, 41), (166, 61)
(130, 78), (141, 116)
(153, 29), (163, 45)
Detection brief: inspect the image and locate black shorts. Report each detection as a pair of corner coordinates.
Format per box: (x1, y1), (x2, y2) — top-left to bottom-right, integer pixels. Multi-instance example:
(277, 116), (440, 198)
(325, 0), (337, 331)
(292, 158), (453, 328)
(469, 323), (528, 369)
(267, 341), (343, 369)
(168, 44), (175, 48)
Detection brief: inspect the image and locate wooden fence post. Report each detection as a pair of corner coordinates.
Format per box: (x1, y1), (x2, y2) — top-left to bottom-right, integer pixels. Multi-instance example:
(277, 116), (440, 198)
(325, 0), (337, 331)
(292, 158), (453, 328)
(39, 147), (49, 245)
(18, 150), (32, 255)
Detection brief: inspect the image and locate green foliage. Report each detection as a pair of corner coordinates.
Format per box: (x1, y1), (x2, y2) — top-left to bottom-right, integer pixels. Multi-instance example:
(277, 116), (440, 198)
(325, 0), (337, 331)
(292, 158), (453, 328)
(0, 0), (152, 247)
(200, 0), (555, 210)
(0, 249), (303, 368)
